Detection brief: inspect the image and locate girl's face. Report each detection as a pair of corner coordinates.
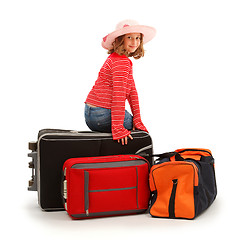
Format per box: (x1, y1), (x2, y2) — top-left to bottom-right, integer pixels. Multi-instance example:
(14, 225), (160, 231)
(123, 33), (141, 53)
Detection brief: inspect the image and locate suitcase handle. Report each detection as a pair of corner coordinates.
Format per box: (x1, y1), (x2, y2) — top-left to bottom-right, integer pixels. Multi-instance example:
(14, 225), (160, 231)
(140, 152), (177, 165)
(150, 148), (213, 164)
(148, 152), (177, 159)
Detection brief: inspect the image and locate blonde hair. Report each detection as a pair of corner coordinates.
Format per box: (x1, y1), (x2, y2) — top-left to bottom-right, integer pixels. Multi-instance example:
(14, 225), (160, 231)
(108, 33), (145, 59)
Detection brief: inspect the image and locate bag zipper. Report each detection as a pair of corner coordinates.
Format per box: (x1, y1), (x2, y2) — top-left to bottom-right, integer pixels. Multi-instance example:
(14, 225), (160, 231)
(168, 179), (178, 218)
(70, 158), (149, 170)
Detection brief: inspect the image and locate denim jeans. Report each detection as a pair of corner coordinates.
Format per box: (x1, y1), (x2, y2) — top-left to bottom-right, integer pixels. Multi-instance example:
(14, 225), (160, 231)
(84, 104), (133, 132)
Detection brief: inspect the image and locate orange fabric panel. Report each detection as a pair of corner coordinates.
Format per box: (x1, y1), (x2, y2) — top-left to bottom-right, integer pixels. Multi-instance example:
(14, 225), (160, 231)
(150, 162), (198, 219)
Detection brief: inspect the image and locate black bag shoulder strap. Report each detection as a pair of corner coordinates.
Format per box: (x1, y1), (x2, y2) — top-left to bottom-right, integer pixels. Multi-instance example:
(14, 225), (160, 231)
(149, 152), (178, 160)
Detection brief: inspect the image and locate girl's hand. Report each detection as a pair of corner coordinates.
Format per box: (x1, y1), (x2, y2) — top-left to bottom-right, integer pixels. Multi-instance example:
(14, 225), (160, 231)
(117, 134), (133, 145)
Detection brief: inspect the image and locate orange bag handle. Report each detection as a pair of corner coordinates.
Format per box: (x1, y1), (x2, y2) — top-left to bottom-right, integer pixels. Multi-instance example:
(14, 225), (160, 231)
(172, 148), (212, 161)
(148, 148), (212, 162)
(175, 148), (212, 156)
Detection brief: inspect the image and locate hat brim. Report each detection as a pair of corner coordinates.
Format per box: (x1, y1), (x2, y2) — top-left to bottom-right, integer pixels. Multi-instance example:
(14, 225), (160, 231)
(102, 25), (156, 50)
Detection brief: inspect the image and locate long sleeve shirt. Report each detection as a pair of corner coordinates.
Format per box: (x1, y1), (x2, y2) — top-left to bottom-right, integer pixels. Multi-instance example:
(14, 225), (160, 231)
(85, 52), (148, 140)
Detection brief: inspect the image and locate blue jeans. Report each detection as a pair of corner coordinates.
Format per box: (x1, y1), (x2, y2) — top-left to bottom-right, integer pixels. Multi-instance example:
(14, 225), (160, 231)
(84, 104), (133, 132)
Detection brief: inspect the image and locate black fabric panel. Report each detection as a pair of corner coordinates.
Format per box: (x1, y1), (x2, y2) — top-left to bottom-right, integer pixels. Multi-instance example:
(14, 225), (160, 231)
(40, 139), (101, 210)
(194, 158), (217, 217)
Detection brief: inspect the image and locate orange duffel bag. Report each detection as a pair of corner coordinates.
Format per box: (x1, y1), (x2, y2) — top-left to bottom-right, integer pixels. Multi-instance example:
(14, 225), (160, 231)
(149, 148), (217, 219)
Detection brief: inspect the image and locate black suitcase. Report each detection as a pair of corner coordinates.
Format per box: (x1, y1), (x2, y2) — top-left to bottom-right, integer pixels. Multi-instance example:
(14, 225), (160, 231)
(28, 129), (153, 211)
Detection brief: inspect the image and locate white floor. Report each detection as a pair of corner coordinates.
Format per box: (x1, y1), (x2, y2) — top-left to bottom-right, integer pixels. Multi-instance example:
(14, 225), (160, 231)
(2, 178), (235, 240)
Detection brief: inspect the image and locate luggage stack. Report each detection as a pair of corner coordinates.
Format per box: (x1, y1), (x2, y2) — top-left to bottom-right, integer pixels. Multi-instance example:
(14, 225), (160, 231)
(28, 129), (217, 220)
(28, 129), (153, 211)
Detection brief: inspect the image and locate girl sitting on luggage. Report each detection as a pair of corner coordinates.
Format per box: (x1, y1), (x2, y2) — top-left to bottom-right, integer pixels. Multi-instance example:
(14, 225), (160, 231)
(85, 20), (156, 145)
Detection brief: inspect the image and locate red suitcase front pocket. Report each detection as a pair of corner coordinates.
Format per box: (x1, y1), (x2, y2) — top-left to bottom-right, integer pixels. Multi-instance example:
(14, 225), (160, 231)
(86, 167), (138, 215)
(64, 156), (150, 219)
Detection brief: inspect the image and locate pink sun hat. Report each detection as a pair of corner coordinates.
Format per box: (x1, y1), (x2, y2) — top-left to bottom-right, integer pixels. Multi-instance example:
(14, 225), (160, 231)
(102, 19), (156, 50)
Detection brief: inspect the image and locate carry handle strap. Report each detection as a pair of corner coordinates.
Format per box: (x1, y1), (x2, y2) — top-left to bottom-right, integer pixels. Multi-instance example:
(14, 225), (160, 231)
(140, 148), (212, 163)
(175, 148), (212, 161)
(149, 152), (178, 159)
(143, 152), (178, 164)
(176, 148), (212, 156)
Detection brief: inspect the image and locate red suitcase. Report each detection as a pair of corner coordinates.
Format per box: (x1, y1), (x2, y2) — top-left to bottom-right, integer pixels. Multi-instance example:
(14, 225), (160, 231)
(62, 154), (150, 219)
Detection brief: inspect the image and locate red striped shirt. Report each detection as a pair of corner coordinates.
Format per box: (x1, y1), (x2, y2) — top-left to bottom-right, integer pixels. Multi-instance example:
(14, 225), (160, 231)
(85, 52), (148, 140)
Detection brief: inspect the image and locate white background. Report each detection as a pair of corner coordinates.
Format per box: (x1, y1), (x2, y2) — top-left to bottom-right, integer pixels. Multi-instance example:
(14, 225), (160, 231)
(1, 0), (239, 239)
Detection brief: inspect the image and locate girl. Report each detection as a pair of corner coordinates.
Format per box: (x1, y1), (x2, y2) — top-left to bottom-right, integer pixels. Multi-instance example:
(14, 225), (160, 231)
(85, 20), (156, 145)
